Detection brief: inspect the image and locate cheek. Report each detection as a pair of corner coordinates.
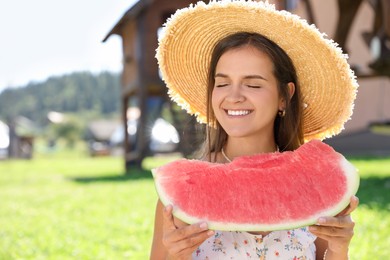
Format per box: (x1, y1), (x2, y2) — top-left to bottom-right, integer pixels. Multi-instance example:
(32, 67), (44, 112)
(211, 89), (220, 112)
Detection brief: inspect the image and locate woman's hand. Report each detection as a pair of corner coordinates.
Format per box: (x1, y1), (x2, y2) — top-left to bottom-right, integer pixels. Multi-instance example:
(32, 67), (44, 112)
(162, 205), (214, 260)
(310, 196), (359, 258)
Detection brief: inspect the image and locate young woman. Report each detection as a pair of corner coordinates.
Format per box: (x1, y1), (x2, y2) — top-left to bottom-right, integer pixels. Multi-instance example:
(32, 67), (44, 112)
(151, 1), (359, 259)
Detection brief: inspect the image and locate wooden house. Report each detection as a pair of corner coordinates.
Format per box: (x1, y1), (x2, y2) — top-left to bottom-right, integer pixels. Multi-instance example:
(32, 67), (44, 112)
(104, 0), (390, 171)
(288, 0), (390, 155)
(103, 0), (200, 170)
(5, 116), (37, 159)
(86, 119), (121, 156)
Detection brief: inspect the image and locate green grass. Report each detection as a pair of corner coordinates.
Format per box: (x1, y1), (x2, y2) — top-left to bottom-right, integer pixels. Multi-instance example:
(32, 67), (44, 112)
(0, 151), (389, 259)
(347, 158), (390, 258)
(0, 151), (168, 260)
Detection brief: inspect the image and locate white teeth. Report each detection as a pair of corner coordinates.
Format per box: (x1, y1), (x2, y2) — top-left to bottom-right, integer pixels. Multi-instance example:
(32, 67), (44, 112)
(227, 110), (251, 116)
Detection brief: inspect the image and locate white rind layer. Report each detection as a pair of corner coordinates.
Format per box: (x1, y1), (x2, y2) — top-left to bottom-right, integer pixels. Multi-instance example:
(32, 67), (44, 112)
(152, 154), (359, 232)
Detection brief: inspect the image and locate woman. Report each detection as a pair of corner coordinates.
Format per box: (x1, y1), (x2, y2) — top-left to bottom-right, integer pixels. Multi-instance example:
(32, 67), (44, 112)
(151, 1), (359, 259)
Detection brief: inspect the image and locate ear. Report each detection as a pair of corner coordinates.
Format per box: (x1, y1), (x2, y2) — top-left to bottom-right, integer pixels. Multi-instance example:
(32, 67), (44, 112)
(279, 82), (296, 110)
(287, 82), (295, 98)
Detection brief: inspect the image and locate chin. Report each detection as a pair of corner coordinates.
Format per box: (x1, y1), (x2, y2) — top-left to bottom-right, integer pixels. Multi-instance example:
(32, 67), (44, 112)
(224, 128), (252, 138)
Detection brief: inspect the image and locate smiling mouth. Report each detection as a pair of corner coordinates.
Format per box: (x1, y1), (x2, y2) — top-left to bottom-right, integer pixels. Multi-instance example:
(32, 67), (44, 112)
(225, 109), (253, 116)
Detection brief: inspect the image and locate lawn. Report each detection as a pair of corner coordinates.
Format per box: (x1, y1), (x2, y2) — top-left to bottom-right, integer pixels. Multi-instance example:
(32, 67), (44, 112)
(0, 150), (389, 259)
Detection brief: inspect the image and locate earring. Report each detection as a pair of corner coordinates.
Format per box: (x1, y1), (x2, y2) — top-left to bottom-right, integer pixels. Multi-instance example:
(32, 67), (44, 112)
(278, 109), (286, 117)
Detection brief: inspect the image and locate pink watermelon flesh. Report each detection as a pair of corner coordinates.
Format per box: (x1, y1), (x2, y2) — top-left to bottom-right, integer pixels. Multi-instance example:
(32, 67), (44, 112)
(152, 140), (359, 231)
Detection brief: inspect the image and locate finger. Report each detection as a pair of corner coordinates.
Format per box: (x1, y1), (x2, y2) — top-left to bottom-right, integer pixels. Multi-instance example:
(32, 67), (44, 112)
(172, 229), (215, 255)
(175, 222), (211, 240)
(337, 196), (359, 216)
(164, 221), (211, 246)
(185, 230), (215, 254)
(309, 224), (354, 238)
(315, 215), (354, 228)
(345, 196), (359, 214)
(162, 205), (177, 231)
(308, 231), (345, 244)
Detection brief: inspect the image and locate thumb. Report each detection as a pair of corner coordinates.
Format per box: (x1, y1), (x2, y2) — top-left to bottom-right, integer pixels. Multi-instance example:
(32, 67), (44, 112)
(162, 204), (177, 230)
(337, 196), (359, 216)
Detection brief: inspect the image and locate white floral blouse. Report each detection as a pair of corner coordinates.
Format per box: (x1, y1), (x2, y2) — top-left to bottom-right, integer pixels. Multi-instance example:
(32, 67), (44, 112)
(192, 227), (316, 259)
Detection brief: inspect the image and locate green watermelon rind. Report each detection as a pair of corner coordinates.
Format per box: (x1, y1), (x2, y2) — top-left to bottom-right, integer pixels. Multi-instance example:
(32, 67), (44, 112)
(152, 155), (359, 232)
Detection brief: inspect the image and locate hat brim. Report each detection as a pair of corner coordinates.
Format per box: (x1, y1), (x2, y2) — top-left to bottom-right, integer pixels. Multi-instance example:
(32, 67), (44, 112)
(156, 1), (358, 141)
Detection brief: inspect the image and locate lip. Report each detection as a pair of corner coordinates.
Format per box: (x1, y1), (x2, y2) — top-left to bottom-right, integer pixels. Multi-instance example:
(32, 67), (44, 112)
(224, 109), (253, 117)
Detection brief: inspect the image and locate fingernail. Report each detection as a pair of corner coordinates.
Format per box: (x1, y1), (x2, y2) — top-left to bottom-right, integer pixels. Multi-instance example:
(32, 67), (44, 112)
(309, 226), (317, 231)
(199, 223), (208, 230)
(207, 230), (214, 236)
(318, 217), (326, 224)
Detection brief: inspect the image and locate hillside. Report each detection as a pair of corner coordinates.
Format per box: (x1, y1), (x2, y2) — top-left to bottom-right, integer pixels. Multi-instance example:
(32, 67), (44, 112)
(0, 71), (121, 125)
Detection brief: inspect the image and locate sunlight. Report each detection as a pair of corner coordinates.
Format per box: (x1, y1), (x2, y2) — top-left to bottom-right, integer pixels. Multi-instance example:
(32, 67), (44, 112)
(151, 118), (179, 144)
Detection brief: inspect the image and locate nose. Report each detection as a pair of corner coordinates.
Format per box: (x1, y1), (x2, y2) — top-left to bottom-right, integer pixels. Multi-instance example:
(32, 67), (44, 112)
(225, 85), (245, 103)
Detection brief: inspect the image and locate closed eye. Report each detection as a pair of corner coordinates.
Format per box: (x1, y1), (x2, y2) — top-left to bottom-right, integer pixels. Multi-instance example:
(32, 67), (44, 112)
(247, 85), (261, 88)
(215, 84), (228, 88)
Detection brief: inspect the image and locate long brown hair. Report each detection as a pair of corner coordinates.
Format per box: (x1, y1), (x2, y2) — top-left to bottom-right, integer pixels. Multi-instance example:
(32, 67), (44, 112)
(202, 32), (304, 161)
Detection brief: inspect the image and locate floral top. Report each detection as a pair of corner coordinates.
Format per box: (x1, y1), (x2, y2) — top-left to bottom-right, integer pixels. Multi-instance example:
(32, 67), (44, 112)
(192, 227), (316, 259)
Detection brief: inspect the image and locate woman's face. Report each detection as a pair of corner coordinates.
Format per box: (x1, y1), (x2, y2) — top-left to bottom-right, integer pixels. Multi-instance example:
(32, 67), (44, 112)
(211, 45), (283, 139)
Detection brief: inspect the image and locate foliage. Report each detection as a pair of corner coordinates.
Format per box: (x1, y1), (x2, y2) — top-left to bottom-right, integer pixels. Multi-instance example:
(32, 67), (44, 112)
(48, 116), (85, 147)
(0, 152), (388, 259)
(0, 71), (121, 125)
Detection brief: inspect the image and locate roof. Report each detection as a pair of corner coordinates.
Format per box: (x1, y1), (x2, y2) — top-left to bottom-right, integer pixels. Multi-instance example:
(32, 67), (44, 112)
(102, 0), (155, 42)
(87, 120), (121, 141)
(6, 116), (39, 137)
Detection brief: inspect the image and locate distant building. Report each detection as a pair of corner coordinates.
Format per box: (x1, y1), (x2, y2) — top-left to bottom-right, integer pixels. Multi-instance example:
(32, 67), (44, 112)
(4, 116), (37, 159)
(86, 119), (121, 156)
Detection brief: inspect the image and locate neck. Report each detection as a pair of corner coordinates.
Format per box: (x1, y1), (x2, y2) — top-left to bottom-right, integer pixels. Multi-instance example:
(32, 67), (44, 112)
(223, 136), (278, 161)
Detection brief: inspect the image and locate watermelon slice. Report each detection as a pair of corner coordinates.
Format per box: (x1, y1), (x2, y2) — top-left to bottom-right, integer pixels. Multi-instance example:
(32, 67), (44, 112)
(152, 140), (359, 231)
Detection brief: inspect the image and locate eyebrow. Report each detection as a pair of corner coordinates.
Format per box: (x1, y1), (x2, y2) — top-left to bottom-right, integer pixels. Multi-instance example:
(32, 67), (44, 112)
(214, 73), (267, 81)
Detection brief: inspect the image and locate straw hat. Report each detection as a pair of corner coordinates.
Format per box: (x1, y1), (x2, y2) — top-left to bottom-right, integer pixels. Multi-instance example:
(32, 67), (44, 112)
(156, 0), (358, 141)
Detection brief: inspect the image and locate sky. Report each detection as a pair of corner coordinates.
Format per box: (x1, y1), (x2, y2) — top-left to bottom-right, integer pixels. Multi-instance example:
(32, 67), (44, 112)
(0, 0), (138, 92)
